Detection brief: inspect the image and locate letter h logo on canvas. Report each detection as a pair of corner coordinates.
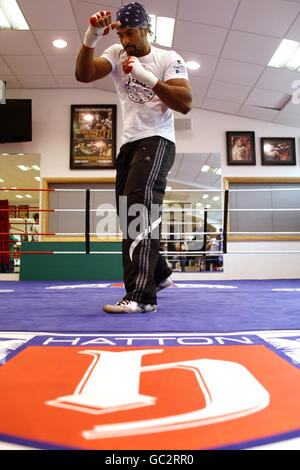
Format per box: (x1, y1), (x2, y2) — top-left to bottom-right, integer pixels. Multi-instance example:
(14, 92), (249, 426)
(45, 349), (269, 440)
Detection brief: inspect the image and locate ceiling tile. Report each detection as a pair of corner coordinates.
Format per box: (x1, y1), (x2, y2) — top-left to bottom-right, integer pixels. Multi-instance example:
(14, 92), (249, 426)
(55, 75), (94, 88)
(206, 80), (252, 103)
(177, 0), (240, 28)
(46, 55), (77, 75)
(285, 12), (300, 42)
(93, 74), (117, 92)
(273, 113), (300, 127)
(3, 56), (52, 75)
(32, 30), (82, 55)
(256, 67), (300, 94)
(245, 88), (291, 109)
(16, 75), (58, 88)
(280, 100), (300, 116)
(238, 104), (280, 121)
(141, 0), (179, 18)
(19, 0), (78, 30)
(73, 0), (122, 7)
(232, 0), (300, 37)
(72, 0), (119, 32)
(0, 57), (12, 74)
(0, 75), (21, 88)
(173, 20), (228, 56)
(222, 30), (281, 65)
(213, 58), (265, 86)
(202, 97), (241, 114)
(0, 31), (41, 55)
(189, 76), (210, 98)
(176, 50), (218, 80)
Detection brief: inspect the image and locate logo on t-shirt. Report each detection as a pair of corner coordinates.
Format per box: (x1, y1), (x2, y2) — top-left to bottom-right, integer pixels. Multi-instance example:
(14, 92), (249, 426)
(173, 59), (186, 74)
(124, 75), (155, 104)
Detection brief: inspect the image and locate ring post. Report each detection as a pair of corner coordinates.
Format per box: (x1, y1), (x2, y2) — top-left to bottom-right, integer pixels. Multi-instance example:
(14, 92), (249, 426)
(85, 189), (90, 254)
(223, 189), (229, 254)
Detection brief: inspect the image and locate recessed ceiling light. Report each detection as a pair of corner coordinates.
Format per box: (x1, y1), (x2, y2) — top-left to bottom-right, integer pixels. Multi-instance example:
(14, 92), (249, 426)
(52, 39), (68, 49)
(16, 194), (23, 199)
(25, 194), (32, 198)
(34, 176), (40, 181)
(186, 61), (200, 71)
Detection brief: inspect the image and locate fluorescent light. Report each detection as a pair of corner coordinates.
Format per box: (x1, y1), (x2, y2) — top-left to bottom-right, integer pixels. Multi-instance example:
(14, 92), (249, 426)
(268, 39), (300, 69)
(25, 194), (32, 198)
(34, 176), (40, 181)
(201, 165), (211, 172)
(156, 17), (174, 47)
(0, 178), (4, 182)
(17, 164), (30, 171)
(0, 7), (10, 28)
(52, 39), (67, 49)
(186, 61), (200, 71)
(31, 165), (40, 171)
(149, 14), (175, 48)
(16, 194), (23, 198)
(202, 194), (209, 199)
(213, 196), (220, 201)
(0, 0), (29, 30)
(286, 45), (300, 70)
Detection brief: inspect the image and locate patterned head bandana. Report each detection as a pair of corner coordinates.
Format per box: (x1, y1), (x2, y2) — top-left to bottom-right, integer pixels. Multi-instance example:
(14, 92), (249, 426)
(116, 2), (150, 29)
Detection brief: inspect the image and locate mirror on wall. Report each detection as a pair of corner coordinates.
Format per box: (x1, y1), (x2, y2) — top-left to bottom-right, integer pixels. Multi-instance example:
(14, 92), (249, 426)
(0, 153), (40, 276)
(162, 153), (223, 273)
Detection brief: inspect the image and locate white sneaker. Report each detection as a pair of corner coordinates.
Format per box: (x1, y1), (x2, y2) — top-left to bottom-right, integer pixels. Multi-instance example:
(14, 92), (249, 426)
(103, 299), (157, 314)
(156, 276), (173, 293)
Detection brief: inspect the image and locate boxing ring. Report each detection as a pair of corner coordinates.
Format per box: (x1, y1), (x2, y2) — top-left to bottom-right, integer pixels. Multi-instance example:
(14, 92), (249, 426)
(0, 186), (300, 451)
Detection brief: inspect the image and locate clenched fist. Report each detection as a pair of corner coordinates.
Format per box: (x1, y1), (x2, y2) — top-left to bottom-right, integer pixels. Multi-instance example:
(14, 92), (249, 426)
(84, 10), (121, 49)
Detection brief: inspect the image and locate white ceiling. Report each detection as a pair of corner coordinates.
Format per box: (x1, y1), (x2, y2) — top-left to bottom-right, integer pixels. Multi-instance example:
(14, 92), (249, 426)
(0, 0), (300, 127)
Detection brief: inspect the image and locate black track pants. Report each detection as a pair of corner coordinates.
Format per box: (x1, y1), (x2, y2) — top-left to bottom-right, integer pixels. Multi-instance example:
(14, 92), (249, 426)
(115, 136), (175, 305)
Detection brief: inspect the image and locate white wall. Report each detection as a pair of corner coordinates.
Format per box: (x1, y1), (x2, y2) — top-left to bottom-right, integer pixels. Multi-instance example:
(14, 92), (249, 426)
(2, 87), (300, 279)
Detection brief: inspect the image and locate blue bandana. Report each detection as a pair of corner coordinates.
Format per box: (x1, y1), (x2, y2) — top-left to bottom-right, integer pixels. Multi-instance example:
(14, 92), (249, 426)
(116, 2), (149, 29)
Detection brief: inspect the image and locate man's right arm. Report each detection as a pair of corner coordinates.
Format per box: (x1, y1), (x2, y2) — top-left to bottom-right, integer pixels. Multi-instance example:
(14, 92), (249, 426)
(75, 10), (120, 83)
(75, 47), (112, 83)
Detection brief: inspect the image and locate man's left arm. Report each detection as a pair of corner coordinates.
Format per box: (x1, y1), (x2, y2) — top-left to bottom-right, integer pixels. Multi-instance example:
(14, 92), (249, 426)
(124, 57), (192, 115)
(153, 78), (192, 115)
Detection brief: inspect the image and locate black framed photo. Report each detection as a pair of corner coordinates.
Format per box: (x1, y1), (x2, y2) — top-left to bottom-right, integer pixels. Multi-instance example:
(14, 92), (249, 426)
(226, 131), (256, 165)
(261, 137), (296, 165)
(70, 104), (116, 169)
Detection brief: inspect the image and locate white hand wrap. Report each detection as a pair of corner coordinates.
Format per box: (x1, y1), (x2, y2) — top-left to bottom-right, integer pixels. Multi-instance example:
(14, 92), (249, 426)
(83, 11), (113, 49)
(125, 56), (158, 90)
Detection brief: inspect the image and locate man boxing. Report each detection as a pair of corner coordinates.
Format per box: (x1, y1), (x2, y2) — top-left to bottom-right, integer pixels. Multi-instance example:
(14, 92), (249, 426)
(76, 2), (192, 313)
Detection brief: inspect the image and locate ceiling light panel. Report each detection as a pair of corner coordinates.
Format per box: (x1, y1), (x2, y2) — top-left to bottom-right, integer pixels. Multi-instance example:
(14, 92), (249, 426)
(268, 39), (300, 71)
(0, 0), (29, 30)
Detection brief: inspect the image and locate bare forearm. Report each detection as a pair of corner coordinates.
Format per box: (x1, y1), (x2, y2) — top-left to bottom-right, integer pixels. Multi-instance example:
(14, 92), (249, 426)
(75, 46), (111, 82)
(153, 81), (192, 115)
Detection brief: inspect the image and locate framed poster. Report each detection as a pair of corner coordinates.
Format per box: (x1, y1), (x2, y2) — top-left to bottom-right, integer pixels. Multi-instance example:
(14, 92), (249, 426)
(70, 104), (116, 169)
(261, 137), (296, 165)
(226, 131), (256, 165)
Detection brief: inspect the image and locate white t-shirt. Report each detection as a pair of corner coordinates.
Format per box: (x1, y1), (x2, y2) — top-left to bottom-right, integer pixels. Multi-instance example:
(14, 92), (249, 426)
(101, 44), (189, 146)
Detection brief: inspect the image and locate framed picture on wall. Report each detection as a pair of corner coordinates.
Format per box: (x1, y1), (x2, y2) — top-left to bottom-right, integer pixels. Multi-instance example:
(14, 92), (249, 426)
(70, 104), (116, 169)
(226, 131), (256, 165)
(261, 137), (296, 165)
